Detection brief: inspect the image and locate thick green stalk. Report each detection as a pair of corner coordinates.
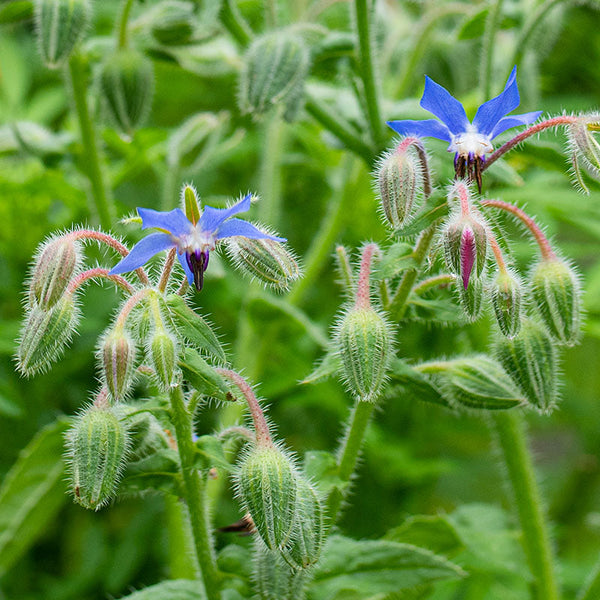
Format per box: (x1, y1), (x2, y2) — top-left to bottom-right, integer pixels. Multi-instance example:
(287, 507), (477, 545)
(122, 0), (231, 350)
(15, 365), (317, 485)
(480, 0), (504, 100)
(220, 0), (252, 45)
(258, 113), (286, 227)
(492, 411), (560, 600)
(68, 53), (114, 229)
(353, 0), (384, 149)
(169, 386), (220, 600)
(165, 495), (198, 579)
(327, 400), (375, 524)
(118, 0), (136, 49)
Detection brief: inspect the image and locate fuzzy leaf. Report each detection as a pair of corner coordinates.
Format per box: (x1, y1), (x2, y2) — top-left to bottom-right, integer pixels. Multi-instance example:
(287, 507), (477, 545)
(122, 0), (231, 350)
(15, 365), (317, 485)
(115, 579), (207, 599)
(179, 347), (232, 401)
(0, 1), (33, 24)
(302, 350), (341, 385)
(371, 242), (416, 281)
(388, 358), (451, 408)
(120, 449), (182, 496)
(194, 435), (231, 472)
(393, 192), (448, 238)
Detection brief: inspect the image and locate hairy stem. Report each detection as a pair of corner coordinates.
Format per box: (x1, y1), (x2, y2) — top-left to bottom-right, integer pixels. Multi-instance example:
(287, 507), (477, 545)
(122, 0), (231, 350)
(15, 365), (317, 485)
(158, 248), (177, 293)
(492, 411), (560, 600)
(67, 267), (135, 295)
(169, 386), (220, 600)
(117, 0), (136, 49)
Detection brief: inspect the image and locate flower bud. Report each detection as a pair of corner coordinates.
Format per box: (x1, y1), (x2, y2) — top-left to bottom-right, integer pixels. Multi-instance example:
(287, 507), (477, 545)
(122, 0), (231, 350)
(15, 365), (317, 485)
(235, 445), (298, 550)
(17, 294), (79, 376)
(66, 404), (129, 510)
(168, 112), (225, 169)
(282, 478), (325, 570)
(100, 326), (136, 400)
(149, 328), (177, 390)
(376, 143), (424, 229)
(226, 237), (301, 291)
(456, 276), (483, 322)
(568, 115), (600, 181)
(239, 32), (309, 120)
(490, 269), (522, 338)
(149, 0), (195, 46)
(30, 235), (81, 309)
(35, 0), (91, 69)
(99, 48), (154, 135)
(443, 212), (487, 289)
(122, 407), (169, 459)
(336, 306), (393, 402)
(494, 319), (558, 414)
(530, 258), (581, 345)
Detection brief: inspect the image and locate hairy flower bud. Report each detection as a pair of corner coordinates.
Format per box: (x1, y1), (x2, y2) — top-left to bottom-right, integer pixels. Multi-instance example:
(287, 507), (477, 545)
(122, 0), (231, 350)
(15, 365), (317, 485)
(30, 235), (81, 308)
(100, 326), (136, 400)
(149, 0), (195, 46)
(236, 445), (298, 550)
(494, 319), (558, 414)
(376, 142), (424, 229)
(99, 48), (154, 135)
(456, 276), (483, 322)
(491, 269), (522, 338)
(239, 32), (309, 120)
(149, 328), (177, 390)
(282, 478), (325, 570)
(568, 115), (600, 183)
(35, 0), (90, 68)
(226, 237), (301, 291)
(336, 306), (393, 402)
(530, 258), (581, 346)
(66, 404), (129, 510)
(17, 294), (79, 376)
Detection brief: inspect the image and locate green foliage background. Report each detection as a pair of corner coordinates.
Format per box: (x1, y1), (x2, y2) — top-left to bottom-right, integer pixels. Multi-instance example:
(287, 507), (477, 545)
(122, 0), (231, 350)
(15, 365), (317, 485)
(1, 0), (600, 598)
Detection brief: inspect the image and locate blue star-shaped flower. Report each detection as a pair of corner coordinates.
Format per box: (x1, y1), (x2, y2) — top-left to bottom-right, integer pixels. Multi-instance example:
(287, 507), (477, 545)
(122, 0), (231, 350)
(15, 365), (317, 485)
(109, 194), (284, 291)
(387, 66), (542, 189)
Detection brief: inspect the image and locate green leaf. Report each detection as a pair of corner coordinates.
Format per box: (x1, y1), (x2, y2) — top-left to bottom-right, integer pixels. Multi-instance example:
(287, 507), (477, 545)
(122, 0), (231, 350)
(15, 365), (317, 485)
(388, 358), (451, 408)
(0, 418), (70, 577)
(457, 8), (488, 40)
(179, 347), (232, 401)
(165, 293), (226, 362)
(309, 535), (466, 599)
(120, 449), (183, 496)
(372, 242), (416, 281)
(116, 579), (207, 599)
(303, 450), (345, 494)
(302, 349), (340, 385)
(384, 515), (464, 557)
(0, 1), (33, 25)
(393, 193), (448, 238)
(194, 435), (232, 472)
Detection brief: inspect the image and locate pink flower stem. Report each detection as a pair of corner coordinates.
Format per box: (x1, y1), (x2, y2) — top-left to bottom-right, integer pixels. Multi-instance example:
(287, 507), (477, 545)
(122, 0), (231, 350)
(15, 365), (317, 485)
(159, 248), (177, 293)
(65, 229), (150, 284)
(216, 369), (272, 447)
(455, 181), (471, 217)
(115, 288), (155, 329)
(93, 387), (111, 409)
(67, 267), (136, 295)
(483, 115), (578, 172)
(481, 199), (556, 260)
(489, 235), (508, 273)
(355, 243), (380, 310)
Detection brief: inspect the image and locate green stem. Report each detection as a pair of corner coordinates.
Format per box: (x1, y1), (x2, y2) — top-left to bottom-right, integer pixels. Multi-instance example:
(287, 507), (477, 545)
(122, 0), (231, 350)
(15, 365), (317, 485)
(578, 556), (600, 600)
(165, 495), (198, 579)
(288, 155), (355, 305)
(327, 400), (375, 524)
(118, 0), (136, 49)
(388, 224), (437, 320)
(169, 386), (220, 600)
(220, 0), (252, 45)
(353, 0), (384, 149)
(492, 411), (560, 600)
(68, 53), (114, 229)
(258, 113), (286, 227)
(480, 0), (504, 100)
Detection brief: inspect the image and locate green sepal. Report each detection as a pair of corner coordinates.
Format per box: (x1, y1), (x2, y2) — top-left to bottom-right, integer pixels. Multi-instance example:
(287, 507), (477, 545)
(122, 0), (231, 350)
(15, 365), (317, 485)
(178, 347), (232, 401)
(183, 185), (201, 225)
(119, 448), (183, 497)
(388, 358), (451, 408)
(193, 435), (232, 472)
(301, 349), (341, 385)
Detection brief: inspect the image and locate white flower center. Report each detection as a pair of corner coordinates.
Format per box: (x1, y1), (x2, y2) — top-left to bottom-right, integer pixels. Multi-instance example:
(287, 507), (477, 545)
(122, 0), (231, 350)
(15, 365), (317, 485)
(172, 225), (216, 255)
(449, 127), (493, 158)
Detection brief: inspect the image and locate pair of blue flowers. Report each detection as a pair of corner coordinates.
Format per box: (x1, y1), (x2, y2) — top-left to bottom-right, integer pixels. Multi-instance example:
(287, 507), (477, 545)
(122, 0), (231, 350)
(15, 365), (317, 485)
(111, 67), (539, 290)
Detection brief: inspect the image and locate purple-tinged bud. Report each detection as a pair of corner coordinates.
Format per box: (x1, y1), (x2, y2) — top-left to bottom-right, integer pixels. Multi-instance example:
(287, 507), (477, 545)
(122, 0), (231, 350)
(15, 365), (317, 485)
(100, 326), (136, 400)
(66, 404), (130, 510)
(35, 0), (91, 69)
(376, 140), (424, 229)
(226, 237), (301, 292)
(30, 236), (81, 308)
(149, 328), (177, 390)
(530, 258), (581, 346)
(17, 294), (79, 376)
(491, 269), (523, 338)
(235, 445), (299, 550)
(456, 276), (483, 322)
(494, 319), (558, 414)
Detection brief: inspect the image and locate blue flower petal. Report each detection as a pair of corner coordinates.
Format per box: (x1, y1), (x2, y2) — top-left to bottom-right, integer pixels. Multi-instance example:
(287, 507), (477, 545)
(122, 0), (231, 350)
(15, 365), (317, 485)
(472, 66), (521, 137)
(176, 250), (194, 284)
(138, 207), (191, 236)
(490, 110), (543, 139)
(386, 119), (451, 142)
(419, 76), (469, 135)
(216, 219), (286, 242)
(199, 194), (252, 233)
(109, 233), (174, 275)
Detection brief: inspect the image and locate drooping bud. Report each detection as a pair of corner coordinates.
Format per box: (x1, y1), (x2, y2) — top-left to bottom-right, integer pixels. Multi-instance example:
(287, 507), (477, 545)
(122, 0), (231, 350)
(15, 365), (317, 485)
(66, 403), (130, 510)
(282, 478), (325, 570)
(99, 326), (136, 400)
(456, 276), (483, 322)
(494, 319), (558, 414)
(17, 294), (79, 376)
(530, 258), (581, 346)
(149, 327), (177, 390)
(239, 32), (310, 120)
(568, 115), (600, 183)
(376, 139), (425, 229)
(168, 112), (226, 169)
(226, 237), (301, 291)
(490, 269), (523, 338)
(30, 235), (81, 309)
(149, 0), (196, 46)
(99, 48), (154, 135)
(35, 0), (91, 69)
(235, 444), (298, 550)
(254, 543), (308, 599)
